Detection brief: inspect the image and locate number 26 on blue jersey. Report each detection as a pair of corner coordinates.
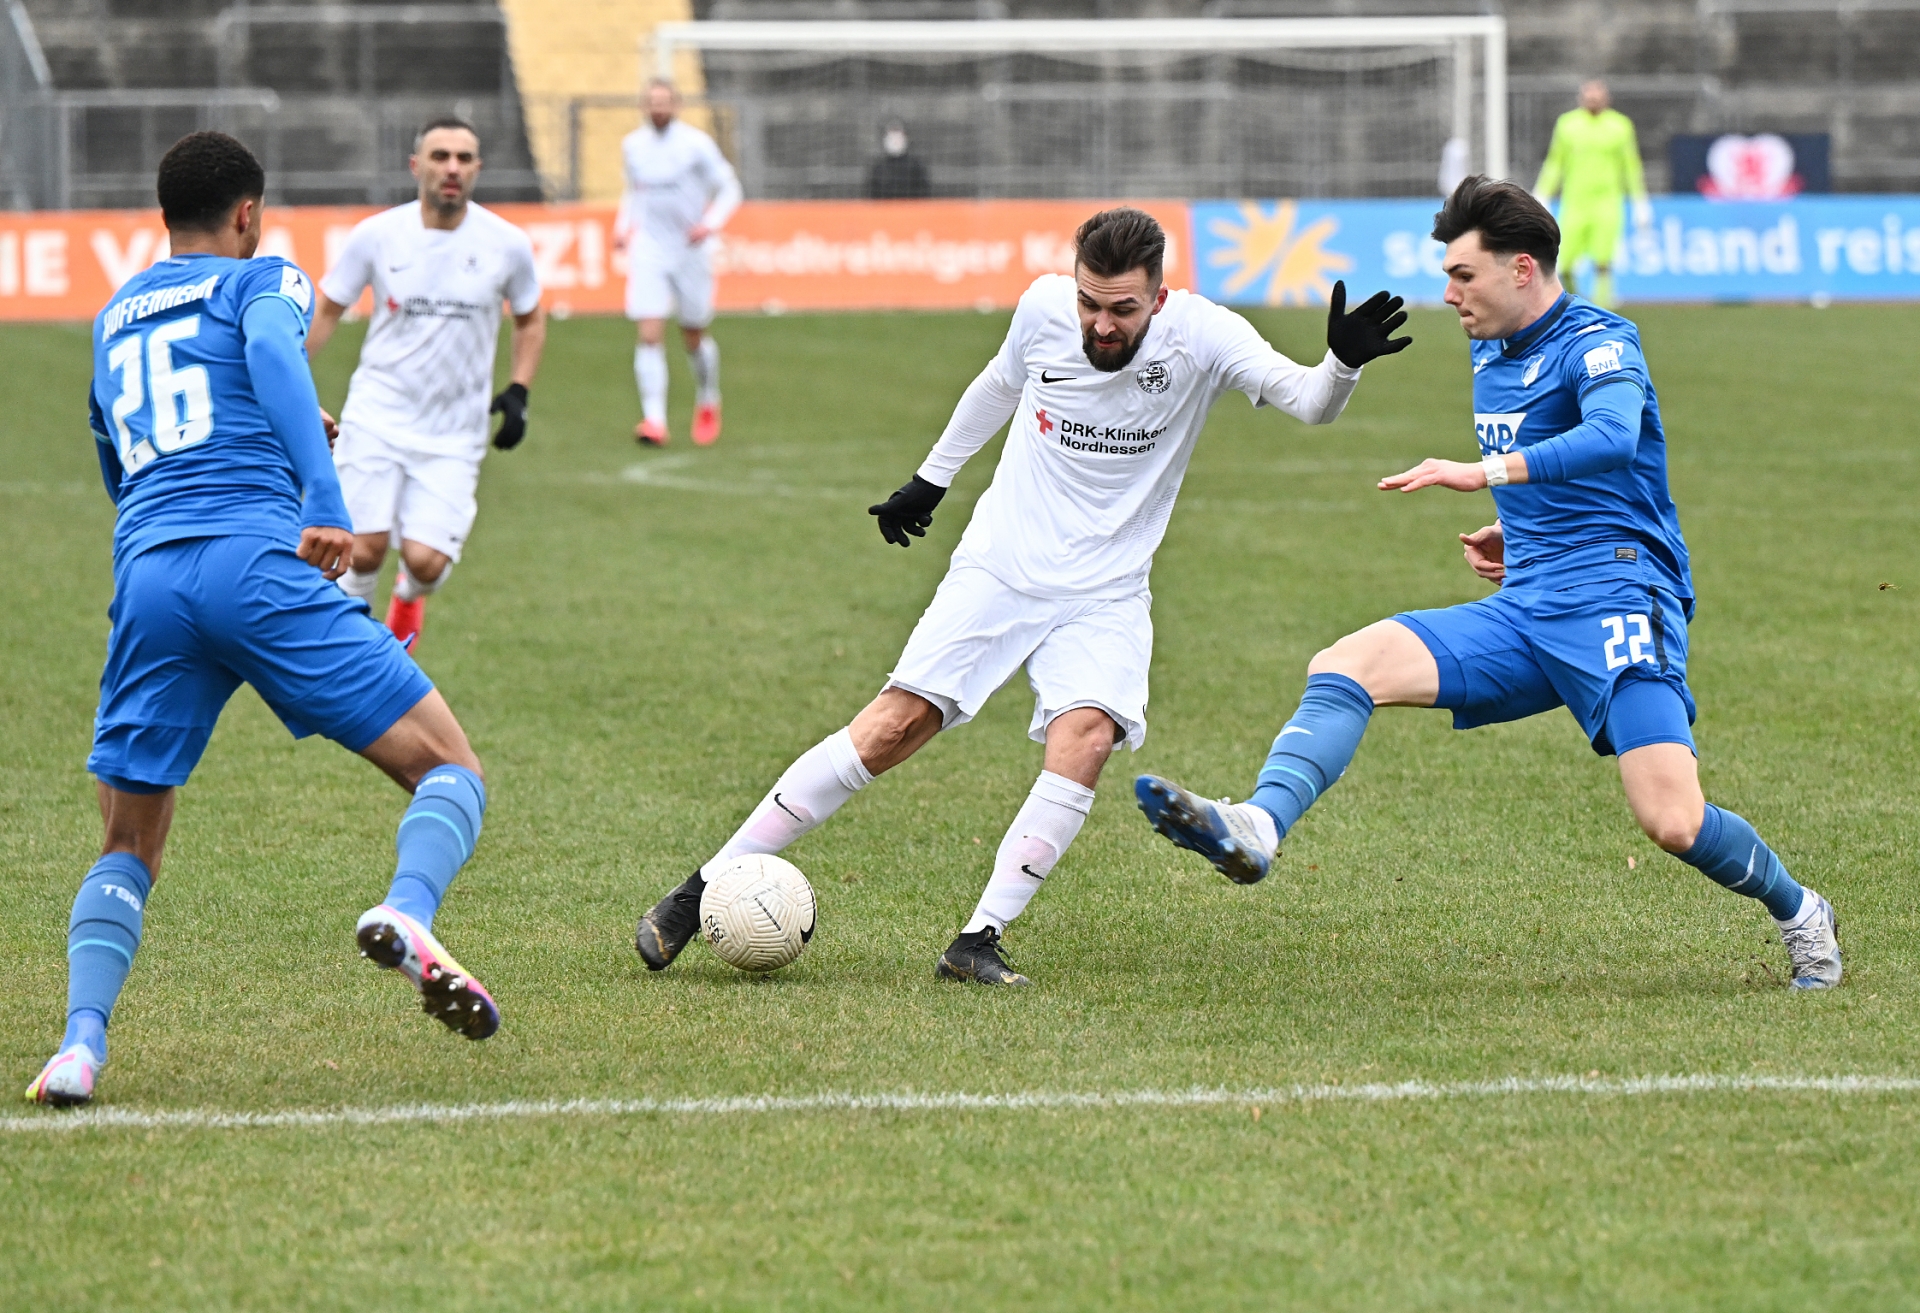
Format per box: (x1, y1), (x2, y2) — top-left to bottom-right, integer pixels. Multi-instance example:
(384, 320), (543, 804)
(104, 316), (215, 476)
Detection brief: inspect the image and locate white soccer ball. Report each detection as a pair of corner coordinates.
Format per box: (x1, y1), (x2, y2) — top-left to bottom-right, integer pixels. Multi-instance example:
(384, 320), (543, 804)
(699, 854), (817, 972)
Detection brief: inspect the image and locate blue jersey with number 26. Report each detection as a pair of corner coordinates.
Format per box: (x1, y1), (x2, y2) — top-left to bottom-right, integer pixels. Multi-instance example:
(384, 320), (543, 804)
(1470, 294), (1692, 599)
(90, 254), (318, 562)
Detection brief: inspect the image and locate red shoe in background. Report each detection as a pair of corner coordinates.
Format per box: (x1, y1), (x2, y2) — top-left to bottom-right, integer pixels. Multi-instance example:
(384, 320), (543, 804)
(386, 595), (425, 652)
(692, 401), (722, 446)
(635, 419), (668, 447)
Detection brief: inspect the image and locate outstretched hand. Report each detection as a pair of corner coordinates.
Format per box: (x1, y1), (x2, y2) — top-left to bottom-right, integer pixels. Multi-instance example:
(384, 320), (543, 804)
(1378, 457), (1488, 494)
(1326, 281), (1413, 368)
(868, 474), (947, 548)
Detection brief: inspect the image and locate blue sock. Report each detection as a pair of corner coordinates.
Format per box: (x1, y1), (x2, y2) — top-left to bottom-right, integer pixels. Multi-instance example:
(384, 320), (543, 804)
(384, 764), (486, 929)
(1249, 673), (1375, 841)
(1677, 803), (1806, 922)
(64, 852), (151, 1061)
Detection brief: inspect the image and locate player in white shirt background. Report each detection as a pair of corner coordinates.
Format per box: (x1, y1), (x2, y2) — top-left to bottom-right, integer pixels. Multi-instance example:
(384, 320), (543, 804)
(616, 78), (742, 448)
(307, 117), (546, 651)
(633, 208), (1412, 985)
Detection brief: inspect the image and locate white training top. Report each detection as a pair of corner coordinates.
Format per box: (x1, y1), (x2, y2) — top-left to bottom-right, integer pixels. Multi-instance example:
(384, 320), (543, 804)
(919, 274), (1363, 600)
(617, 118), (743, 254)
(321, 202), (542, 456)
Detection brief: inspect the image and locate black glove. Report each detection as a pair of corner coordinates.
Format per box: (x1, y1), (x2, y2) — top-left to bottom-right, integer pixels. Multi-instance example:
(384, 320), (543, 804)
(1325, 280), (1412, 368)
(490, 382), (529, 450)
(868, 474), (947, 548)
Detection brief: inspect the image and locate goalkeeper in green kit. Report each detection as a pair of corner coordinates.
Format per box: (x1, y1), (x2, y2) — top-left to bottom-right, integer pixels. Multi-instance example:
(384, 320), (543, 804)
(1534, 80), (1652, 308)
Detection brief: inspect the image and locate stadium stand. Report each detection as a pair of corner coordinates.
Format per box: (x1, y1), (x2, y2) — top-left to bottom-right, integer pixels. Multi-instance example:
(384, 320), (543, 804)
(6, 0), (542, 207)
(4, 0), (1920, 207)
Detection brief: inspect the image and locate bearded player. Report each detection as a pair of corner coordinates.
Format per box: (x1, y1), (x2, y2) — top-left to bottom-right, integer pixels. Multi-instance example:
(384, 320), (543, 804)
(616, 78), (741, 447)
(28, 134), (498, 1108)
(307, 116), (545, 651)
(632, 208), (1411, 985)
(1136, 178), (1841, 991)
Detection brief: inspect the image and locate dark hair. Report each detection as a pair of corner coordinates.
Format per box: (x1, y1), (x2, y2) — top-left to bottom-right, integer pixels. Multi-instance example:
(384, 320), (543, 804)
(156, 132), (265, 232)
(1431, 175), (1560, 273)
(415, 115), (481, 152)
(1074, 207), (1165, 283)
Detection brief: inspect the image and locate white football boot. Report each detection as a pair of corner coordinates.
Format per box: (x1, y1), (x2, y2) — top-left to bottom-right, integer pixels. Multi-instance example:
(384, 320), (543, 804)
(1779, 890), (1842, 991)
(355, 904), (500, 1039)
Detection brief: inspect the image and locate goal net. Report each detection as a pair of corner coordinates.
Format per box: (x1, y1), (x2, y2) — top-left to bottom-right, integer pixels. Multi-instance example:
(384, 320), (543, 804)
(650, 18), (1507, 201)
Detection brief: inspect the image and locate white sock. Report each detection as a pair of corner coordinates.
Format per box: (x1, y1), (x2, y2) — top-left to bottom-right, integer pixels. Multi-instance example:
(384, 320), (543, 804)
(1236, 801), (1280, 853)
(700, 727), (874, 881)
(687, 335), (720, 403)
(963, 771), (1096, 934)
(392, 560), (450, 602)
(635, 344), (668, 424)
(338, 566), (379, 601)
(1776, 885), (1819, 928)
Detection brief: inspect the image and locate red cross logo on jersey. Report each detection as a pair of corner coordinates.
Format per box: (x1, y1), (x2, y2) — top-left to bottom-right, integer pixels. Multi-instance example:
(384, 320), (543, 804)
(386, 295), (400, 313)
(1035, 408), (1053, 434)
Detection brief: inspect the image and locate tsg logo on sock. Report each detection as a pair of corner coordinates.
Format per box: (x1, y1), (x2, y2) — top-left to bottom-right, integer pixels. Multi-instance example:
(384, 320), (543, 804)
(100, 884), (143, 912)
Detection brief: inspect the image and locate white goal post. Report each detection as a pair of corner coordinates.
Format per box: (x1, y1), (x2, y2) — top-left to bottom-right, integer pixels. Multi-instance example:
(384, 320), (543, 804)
(649, 17), (1508, 192)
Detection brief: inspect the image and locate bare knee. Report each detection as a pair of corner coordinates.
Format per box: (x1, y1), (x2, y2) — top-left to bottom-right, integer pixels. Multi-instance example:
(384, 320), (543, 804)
(849, 690), (942, 774)
(681, 326), (705, 353)
(638, 319), (666, 347)
(1639, 807), (1701, 854)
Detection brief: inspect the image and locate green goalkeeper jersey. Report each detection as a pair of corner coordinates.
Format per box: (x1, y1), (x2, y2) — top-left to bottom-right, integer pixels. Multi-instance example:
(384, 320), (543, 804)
(1534, 107), (1648, 207)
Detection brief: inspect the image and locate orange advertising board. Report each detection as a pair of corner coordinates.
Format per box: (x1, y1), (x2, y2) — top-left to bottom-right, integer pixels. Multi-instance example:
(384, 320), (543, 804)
(0, 200), (1193, 323)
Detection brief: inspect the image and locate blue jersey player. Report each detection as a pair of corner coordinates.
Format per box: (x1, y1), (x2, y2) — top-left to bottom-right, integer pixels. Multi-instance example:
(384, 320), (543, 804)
(1134, 177), (1842, 990)
(27, 133), (500, 1108)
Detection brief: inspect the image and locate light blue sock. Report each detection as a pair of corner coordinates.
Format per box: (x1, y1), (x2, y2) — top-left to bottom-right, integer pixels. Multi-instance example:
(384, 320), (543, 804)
(64, 852), (151, 1061)
(1677, 803), (1806, 922)
(1250, 673), (1375, 841)
(385, 764), (486, 929)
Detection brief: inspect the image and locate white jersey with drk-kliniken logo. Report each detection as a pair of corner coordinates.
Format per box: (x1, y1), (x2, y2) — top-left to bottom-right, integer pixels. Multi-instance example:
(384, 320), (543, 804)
(917, 274), (1363, 600)
(320, 202), (542, 456)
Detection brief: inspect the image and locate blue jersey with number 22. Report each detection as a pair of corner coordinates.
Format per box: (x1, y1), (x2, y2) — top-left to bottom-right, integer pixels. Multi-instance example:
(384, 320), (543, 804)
(89, 254), (328, 562)
(1470, 293), (1692, 599)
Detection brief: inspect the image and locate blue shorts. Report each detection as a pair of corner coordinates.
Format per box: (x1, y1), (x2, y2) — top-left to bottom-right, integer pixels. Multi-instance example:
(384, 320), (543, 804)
(1395, 577), (1697, 757)
(88, 536), (434, 789)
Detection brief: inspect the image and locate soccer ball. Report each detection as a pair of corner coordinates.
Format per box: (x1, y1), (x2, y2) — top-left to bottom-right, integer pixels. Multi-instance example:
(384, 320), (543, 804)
(699, 854), (817, 972)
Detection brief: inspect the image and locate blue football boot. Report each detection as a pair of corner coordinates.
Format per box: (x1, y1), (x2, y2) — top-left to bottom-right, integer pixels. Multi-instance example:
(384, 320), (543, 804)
(1134, 775), (1278, 885)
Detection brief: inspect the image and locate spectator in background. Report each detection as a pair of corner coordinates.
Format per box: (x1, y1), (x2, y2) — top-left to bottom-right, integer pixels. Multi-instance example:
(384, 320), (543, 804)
(868, 120), (932, 199)
(1533, 79), (1652, 309)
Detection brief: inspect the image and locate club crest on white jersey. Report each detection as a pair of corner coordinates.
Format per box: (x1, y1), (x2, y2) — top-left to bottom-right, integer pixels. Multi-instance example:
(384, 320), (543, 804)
(1475, 411), (1527, 453)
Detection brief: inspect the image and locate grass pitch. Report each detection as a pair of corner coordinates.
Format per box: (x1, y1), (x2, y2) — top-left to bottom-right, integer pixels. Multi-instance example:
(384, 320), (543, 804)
(2, 303), (1918, 1310)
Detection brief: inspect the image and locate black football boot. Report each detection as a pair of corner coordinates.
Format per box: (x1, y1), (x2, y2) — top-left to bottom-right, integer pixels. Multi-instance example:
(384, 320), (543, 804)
(635, 871), (706, 971)
(935, 925), (1032, 986)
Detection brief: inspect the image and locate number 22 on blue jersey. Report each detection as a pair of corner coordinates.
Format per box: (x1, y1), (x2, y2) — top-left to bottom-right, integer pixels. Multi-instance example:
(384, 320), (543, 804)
(103, 316), (215, 476)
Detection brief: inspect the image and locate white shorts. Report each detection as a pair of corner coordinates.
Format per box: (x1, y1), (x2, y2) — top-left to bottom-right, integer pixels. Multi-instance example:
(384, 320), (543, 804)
(333, 426), (482, 562)
(886, 565), (1152, 750)
(625, 242), (715, 327)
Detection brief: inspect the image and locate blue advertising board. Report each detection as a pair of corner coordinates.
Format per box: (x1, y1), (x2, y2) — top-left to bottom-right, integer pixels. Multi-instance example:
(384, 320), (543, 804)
(1189, 196), (1920, 306)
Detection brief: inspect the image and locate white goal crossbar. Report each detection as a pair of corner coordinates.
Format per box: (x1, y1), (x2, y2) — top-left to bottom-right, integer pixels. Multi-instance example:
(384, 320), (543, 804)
(649, 17), (1508, 181)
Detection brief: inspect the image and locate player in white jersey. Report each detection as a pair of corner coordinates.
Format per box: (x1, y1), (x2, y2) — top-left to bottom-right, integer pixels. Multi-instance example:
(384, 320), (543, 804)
(616, 79), (741, 447)
(308, 117), (546, 651)
(633, 208), (1412, 984)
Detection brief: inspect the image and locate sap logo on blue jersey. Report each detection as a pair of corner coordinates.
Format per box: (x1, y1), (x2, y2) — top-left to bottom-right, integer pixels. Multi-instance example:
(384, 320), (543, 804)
(1475, 411), (1526, 453)
(1521, 354), (1546, 387)
(1583, 341), (1626, 379)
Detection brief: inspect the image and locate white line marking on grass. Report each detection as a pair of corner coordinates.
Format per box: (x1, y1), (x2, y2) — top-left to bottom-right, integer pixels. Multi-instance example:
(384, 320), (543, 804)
(6, 1074), (1919, 1137)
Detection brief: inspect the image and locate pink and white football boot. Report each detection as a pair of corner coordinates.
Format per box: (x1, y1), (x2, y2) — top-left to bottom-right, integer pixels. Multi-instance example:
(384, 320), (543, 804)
(355, 904), (499, 1040)
(23, 1043), (102, 1107)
